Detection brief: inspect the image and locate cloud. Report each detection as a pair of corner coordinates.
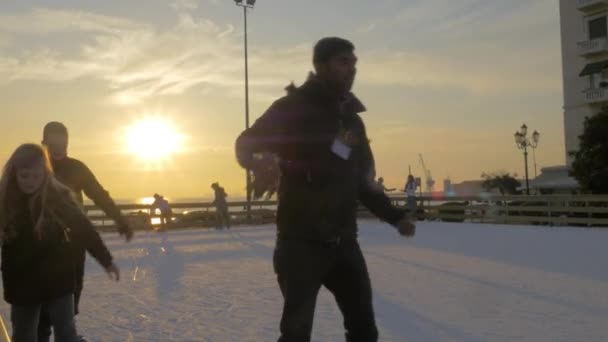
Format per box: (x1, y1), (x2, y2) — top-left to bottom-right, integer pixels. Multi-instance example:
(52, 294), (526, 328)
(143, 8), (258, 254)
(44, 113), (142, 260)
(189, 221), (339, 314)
(357, 23), (377, 34)
(358, 49), (560, 96)
(0, 2), (560, 106)
(170, 0), (199, 11)
(355, 0), (560, 95)
(0, 9), (246, 103)
(0, 7), (313, 105)
(0, 34), (10, 48)
(0, 8), (148, 35)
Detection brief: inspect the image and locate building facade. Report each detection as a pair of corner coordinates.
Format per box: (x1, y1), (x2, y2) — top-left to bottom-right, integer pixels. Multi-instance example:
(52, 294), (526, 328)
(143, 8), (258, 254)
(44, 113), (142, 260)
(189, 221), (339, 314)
(560, 0), (608, 164)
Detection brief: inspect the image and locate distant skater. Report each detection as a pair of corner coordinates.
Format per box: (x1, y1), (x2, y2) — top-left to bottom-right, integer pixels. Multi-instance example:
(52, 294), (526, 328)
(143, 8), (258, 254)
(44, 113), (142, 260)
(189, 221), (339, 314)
(151, 194), (172, 230)
(211, 183), (230, 229)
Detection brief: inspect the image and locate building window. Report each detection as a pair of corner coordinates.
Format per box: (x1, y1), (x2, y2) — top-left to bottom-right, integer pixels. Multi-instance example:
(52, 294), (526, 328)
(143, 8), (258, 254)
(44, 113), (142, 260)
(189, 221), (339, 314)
(589, 16), (607, 40)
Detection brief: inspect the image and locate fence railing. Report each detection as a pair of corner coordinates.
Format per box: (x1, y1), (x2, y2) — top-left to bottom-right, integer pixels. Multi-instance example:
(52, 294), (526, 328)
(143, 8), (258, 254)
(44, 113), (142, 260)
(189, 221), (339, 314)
(409, 195), (608, 227)
(85, 195), (608, 231)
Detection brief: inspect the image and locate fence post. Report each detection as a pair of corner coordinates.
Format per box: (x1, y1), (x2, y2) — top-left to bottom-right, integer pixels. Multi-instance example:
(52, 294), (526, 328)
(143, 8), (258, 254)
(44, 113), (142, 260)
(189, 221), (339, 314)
(587, 199), (591, 227)
(547, 197), (553, 227)
(504, 199), (509, 225)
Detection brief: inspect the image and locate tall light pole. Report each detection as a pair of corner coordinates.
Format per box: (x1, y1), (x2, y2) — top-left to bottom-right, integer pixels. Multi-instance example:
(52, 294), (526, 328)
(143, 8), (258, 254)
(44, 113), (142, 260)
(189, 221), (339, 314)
(514, 124), (540, 195)
(234, 0), (256, 221)
(531, 130), (540, 178)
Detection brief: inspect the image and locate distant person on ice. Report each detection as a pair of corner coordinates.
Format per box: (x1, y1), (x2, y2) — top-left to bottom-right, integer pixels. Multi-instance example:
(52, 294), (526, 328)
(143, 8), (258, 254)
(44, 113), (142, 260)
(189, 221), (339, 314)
(151, 193), (172, 230)
(375, 177), (395, 193)
(40, 121), (132, 341)
(0, 144), (120, 342)
(236, 37), (416, 342)
(211, 182), (230, 229)
(404, 174), (417, 217)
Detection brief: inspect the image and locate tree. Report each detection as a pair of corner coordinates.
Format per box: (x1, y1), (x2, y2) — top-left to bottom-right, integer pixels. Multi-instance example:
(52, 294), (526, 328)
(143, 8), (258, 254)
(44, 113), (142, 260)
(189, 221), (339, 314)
(570, 109), (608, 194)
(481, 171), (521, 195)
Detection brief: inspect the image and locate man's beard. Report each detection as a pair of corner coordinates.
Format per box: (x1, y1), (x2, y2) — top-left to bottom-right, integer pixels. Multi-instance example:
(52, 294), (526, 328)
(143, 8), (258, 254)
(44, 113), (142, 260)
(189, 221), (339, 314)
(330, 77), (355, 94)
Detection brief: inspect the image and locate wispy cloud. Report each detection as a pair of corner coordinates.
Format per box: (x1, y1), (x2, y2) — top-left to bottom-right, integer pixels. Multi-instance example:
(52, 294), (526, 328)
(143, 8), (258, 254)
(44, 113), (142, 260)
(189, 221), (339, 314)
(0, 9), (245, 103)
(0, 8), (148, 35)
(0, 7), (312, 104)
(359, 49), (560, 95)
(170, 0), (199, 11)
(357, 23), (377, 34)
(0, 1), (560, 106)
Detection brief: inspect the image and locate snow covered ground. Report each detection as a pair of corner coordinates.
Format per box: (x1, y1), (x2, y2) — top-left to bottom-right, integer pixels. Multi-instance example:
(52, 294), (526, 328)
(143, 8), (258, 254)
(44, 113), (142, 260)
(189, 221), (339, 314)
(1, 220), (608, 341)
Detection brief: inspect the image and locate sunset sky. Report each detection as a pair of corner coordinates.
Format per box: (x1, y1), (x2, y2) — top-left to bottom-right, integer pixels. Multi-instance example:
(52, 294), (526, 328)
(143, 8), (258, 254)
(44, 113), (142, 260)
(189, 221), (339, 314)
(0, 0), (565, 200)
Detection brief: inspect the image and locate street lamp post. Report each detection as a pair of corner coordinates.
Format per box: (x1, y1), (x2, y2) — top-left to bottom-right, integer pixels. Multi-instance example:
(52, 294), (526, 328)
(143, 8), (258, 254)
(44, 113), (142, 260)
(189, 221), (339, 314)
(234, 0), (256, 221)
(531, 130), (540, 178)
(514, 124), (540, 195)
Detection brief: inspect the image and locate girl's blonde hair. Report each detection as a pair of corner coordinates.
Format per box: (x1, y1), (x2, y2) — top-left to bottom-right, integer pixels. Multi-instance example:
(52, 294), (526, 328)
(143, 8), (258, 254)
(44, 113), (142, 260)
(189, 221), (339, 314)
(0, 143), (76, 241)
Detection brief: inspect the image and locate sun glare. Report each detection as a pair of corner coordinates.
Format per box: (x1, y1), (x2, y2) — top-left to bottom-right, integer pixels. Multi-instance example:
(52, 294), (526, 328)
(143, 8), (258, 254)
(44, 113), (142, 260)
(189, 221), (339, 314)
(125, 117), (185, 161)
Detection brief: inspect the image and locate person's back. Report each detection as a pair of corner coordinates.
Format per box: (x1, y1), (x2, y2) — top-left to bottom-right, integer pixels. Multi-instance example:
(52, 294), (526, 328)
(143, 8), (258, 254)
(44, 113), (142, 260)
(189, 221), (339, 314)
(213, 186), (227, 206)
(211, 183), (230, 229)
(152, 196), (171, 214)
(405, 177), (417, 197)
(52, 157), (96, 203)
(404, 176), (418, 218)
(406, 182), (416, 196)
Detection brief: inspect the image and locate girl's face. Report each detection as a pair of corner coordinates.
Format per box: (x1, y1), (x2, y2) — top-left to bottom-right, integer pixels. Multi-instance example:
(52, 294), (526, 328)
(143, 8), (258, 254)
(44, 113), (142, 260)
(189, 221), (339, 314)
(16, 161), (46, 195)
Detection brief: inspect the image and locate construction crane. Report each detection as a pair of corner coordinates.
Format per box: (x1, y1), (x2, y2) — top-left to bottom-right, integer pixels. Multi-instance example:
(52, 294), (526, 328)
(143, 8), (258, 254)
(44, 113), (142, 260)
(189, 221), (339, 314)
(418, 154), (435, 194)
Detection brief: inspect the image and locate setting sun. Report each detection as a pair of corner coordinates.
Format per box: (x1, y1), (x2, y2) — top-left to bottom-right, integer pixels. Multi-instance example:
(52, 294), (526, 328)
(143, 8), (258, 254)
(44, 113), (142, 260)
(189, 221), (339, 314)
(125, 117), (185, 160)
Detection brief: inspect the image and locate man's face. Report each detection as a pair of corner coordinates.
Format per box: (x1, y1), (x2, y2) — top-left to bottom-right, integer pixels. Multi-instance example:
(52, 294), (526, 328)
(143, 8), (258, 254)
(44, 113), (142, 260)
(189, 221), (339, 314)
(43, 133), (68, 160)
(317, 51), (358, 94)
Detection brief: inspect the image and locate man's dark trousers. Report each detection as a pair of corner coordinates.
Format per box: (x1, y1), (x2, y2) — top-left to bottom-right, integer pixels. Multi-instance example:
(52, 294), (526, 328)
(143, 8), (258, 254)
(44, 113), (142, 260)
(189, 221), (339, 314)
(274, 238), (379, 342)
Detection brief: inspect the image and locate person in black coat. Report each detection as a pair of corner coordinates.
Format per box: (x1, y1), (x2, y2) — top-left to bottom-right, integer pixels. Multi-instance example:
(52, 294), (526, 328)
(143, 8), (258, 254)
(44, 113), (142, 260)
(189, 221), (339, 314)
(236, 37), (416, 342)
(211, 183), (230, 229)
(40, 122), (132, 341)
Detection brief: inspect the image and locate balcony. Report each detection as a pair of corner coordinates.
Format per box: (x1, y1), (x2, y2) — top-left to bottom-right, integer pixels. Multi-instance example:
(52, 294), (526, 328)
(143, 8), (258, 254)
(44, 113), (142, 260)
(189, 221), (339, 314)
(583, 87), (608, 103)
(577, 38), (608, 56)
(577, 0), (608, 12)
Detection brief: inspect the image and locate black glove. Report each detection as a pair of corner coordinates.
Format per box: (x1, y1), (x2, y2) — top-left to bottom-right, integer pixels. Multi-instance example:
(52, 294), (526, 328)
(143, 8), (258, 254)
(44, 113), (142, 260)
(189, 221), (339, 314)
(249, 153), (280, 200)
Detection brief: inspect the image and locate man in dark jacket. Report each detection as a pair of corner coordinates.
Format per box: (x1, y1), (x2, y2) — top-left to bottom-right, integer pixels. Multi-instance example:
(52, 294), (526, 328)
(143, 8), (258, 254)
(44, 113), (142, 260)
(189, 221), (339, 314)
(40, 121), (133, 341)
(235, 37), (416, 342)
(211, 183), (230, 229)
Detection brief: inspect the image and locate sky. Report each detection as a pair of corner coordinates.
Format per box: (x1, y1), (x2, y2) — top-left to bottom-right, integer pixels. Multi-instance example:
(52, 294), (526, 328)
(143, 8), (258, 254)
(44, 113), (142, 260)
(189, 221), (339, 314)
(0, 0), (565, 200)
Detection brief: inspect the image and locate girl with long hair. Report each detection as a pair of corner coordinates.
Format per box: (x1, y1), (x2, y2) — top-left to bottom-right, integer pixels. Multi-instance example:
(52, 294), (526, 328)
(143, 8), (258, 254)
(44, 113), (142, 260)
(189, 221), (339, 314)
(0, 144), (119, 341)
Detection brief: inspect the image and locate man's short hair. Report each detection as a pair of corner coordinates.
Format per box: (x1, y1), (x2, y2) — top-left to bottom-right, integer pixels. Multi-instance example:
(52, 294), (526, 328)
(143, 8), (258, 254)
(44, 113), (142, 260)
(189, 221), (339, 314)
(313, 37), (355, 64)
(43, 121), (68, 140)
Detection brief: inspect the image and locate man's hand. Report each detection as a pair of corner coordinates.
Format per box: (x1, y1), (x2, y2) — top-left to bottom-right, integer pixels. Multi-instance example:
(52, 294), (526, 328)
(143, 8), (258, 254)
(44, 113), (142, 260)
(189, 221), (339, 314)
(396, 217), (416, 238)
(105, 262), (120, 281)
(249, 153), (280, 200)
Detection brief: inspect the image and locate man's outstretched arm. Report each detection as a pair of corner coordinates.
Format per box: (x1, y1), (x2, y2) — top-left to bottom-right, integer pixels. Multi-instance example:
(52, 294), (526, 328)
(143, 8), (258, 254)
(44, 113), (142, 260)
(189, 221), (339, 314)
(357, 119), (415, 237)
(79, 162), (133, 241)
